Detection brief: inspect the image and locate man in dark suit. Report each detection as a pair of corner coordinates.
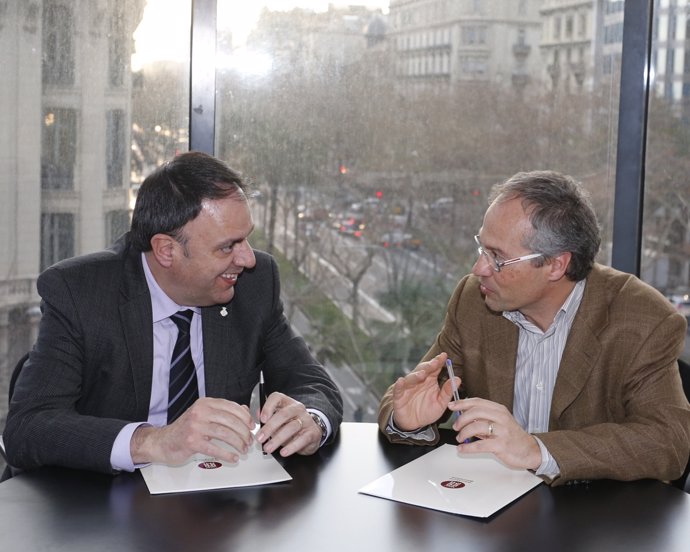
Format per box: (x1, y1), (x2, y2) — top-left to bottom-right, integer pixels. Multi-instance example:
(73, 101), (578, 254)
(4, 151), (343, 474)
(378, 170), (690, 485)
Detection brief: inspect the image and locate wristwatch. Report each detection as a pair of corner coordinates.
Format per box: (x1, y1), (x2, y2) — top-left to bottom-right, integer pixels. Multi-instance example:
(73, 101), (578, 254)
(309, 412), (328, 442)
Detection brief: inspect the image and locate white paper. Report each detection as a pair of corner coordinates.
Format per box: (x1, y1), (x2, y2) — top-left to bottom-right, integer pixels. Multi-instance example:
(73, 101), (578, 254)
(140, 438), (292, 495)
(359, 444), (542, 518)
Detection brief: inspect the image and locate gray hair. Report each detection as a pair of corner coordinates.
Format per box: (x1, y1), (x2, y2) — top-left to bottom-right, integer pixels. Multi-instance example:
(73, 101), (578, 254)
(488, 170), (601, 281)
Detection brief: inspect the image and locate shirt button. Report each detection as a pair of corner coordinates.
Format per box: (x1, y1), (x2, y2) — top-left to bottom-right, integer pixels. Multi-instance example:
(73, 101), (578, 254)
(536, 382), (544, 391)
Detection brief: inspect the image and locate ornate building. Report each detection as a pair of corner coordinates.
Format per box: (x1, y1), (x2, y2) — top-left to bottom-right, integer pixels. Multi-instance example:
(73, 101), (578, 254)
(0, 0), (143, 413)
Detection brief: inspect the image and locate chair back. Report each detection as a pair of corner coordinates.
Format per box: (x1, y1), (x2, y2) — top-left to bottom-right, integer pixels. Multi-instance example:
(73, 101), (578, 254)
(672, 358), (690, 492)
(8, 352), (29, 404)
(0, 352), (29, 481)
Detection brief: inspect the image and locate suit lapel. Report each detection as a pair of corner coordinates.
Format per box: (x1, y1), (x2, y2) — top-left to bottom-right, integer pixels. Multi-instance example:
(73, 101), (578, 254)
(202, 303), (236, 397)
(119, 242), (154, 420)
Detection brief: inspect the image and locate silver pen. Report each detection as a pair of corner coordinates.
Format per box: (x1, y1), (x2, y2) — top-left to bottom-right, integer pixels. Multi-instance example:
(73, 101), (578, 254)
(446, 358), (470, 443)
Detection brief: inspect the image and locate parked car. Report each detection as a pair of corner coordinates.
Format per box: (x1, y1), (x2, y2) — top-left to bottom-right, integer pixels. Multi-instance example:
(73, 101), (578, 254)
(337, 216), (366, 238)
(428, 196), (454, 214)
(668, 294), (690, 319)
(380, 231), (422, 250)
(297, 205), (331, 222)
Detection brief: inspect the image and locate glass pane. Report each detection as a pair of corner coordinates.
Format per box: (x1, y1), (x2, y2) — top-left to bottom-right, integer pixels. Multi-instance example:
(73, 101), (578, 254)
(216, 1), (623, 421)
(0, 0), (190, 441)
(644, 0), (690, 364)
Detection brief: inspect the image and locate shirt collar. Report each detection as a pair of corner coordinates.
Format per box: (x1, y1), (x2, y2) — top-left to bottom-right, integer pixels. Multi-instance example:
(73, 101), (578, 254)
(503, 278), (586, 335)
(142, 253), (199, 323)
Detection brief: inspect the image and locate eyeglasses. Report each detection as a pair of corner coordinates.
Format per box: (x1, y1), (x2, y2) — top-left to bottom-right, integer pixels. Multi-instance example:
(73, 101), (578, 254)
(474, 235), (544, 272)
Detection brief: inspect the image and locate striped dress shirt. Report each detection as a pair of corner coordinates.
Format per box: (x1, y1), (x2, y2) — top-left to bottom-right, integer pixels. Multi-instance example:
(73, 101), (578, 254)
(503, 278), (586, 477)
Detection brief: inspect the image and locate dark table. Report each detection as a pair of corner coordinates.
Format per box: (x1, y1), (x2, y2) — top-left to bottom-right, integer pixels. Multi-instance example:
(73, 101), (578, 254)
(0, 422), (688, 552)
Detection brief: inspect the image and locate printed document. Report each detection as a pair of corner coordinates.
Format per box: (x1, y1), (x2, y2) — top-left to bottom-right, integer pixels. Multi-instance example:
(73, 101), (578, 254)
(359, 444), (542, 518)
(140, 439), (292, 495)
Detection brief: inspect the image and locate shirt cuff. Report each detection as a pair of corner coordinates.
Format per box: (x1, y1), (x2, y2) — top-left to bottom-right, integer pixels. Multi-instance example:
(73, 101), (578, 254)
(385, 413), (437, 442)
(110, 422), (150, 472)
(533, 435), (561, 478)
(306, 408), (331, 446)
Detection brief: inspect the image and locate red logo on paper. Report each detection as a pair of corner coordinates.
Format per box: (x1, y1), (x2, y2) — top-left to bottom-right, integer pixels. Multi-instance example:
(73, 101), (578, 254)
(440, 480), (466, 489)
(198, 461), (222, 469)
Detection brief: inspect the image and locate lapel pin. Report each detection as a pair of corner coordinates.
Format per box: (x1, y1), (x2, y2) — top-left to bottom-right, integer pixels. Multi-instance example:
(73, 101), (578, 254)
(220, 306), (228, 317)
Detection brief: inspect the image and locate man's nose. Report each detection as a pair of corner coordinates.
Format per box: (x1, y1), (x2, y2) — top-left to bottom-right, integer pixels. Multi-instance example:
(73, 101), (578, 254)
(472, 253), (492, 277)
(235, 240), (256, 268)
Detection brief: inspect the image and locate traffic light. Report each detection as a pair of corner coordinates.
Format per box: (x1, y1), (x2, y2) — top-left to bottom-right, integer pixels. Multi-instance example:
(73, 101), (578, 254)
(375, 190), (383, 199)
(338, 164), (348, 175)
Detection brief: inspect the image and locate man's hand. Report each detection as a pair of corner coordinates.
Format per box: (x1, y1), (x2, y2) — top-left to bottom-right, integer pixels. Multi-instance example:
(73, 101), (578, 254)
(131, 397), (255, 465)
(255, 392), (323, 457)
(390, 353), (458, 431)
(450, 397), (542, 470)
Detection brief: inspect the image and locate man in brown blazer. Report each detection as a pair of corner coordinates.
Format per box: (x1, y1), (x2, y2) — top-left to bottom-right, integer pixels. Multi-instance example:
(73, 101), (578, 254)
(378, 170), (690, 486)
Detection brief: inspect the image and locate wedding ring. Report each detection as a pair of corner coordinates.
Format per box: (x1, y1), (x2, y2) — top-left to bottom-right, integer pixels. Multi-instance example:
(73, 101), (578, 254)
(295, 417), (303, 430)
(488, 422), (494, 436)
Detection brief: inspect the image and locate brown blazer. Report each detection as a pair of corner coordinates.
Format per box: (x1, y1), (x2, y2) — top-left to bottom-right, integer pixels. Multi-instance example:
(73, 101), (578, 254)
(378, 264), (690, 485)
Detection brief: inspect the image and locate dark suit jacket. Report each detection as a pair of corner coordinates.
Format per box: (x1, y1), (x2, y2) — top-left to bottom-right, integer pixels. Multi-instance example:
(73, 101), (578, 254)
(4, 234), (343, 473)
(378, 264), (690, 485)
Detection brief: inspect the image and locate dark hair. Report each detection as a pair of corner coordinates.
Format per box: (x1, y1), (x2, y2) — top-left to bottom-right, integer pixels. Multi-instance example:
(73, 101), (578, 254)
(488, 170), (601, 281)
(130, 151), (246, 252)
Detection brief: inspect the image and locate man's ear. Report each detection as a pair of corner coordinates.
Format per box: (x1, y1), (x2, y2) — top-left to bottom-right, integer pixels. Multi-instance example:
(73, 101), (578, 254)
(149, 233), (176, 268)
(547, 251), (572, 281)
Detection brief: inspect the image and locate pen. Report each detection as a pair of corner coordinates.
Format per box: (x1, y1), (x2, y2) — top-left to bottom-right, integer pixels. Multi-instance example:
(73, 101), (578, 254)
(446, 358), (470, 443)
(259, 370), (266, 424)
(259, 371), (267, 454)
(445, 358), (460, 404)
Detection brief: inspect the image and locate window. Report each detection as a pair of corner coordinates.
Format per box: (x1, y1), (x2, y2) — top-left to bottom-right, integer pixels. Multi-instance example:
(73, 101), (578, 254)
(461, 26), (487, 46)
(518, 0), (527, 16)
(214, 2), (625, 418)
(42, 1), (74, 87)
(517, 28), (526, 46)
(644, 4), (690, 322)
(109, 4), (127, 87)
(2, 0), (687, 430)
(106, 110), (126, 188)
(579, 13), (587, 37)
(604, 22), (624, 45)
(41, 213), (75, 271)
(105, 210), (130, 245)
(459, 55), (488, 77)
(606, 1), (625, 15)
(41, 108), (77, 190)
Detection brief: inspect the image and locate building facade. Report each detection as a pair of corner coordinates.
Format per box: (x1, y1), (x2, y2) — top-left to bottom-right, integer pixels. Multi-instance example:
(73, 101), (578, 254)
(387, 0), (543, 91)
(0, 0), (143, 400)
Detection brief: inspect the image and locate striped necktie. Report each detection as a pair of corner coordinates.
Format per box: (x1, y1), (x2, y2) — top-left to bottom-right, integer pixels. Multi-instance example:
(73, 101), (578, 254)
(167, 309), (199, 424)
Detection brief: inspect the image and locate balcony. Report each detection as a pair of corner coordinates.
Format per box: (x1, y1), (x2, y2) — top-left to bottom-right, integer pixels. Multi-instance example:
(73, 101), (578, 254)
(0, 278), (39, 310)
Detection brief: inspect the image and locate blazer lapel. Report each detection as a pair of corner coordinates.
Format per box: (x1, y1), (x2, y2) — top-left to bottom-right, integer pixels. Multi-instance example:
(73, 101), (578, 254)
(550, 323), (600, 423)
(549, 270), (608, 424)
(119, 242), (154, 420)
(201, 303), (236, 397)
(483, 315), (518, 411)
